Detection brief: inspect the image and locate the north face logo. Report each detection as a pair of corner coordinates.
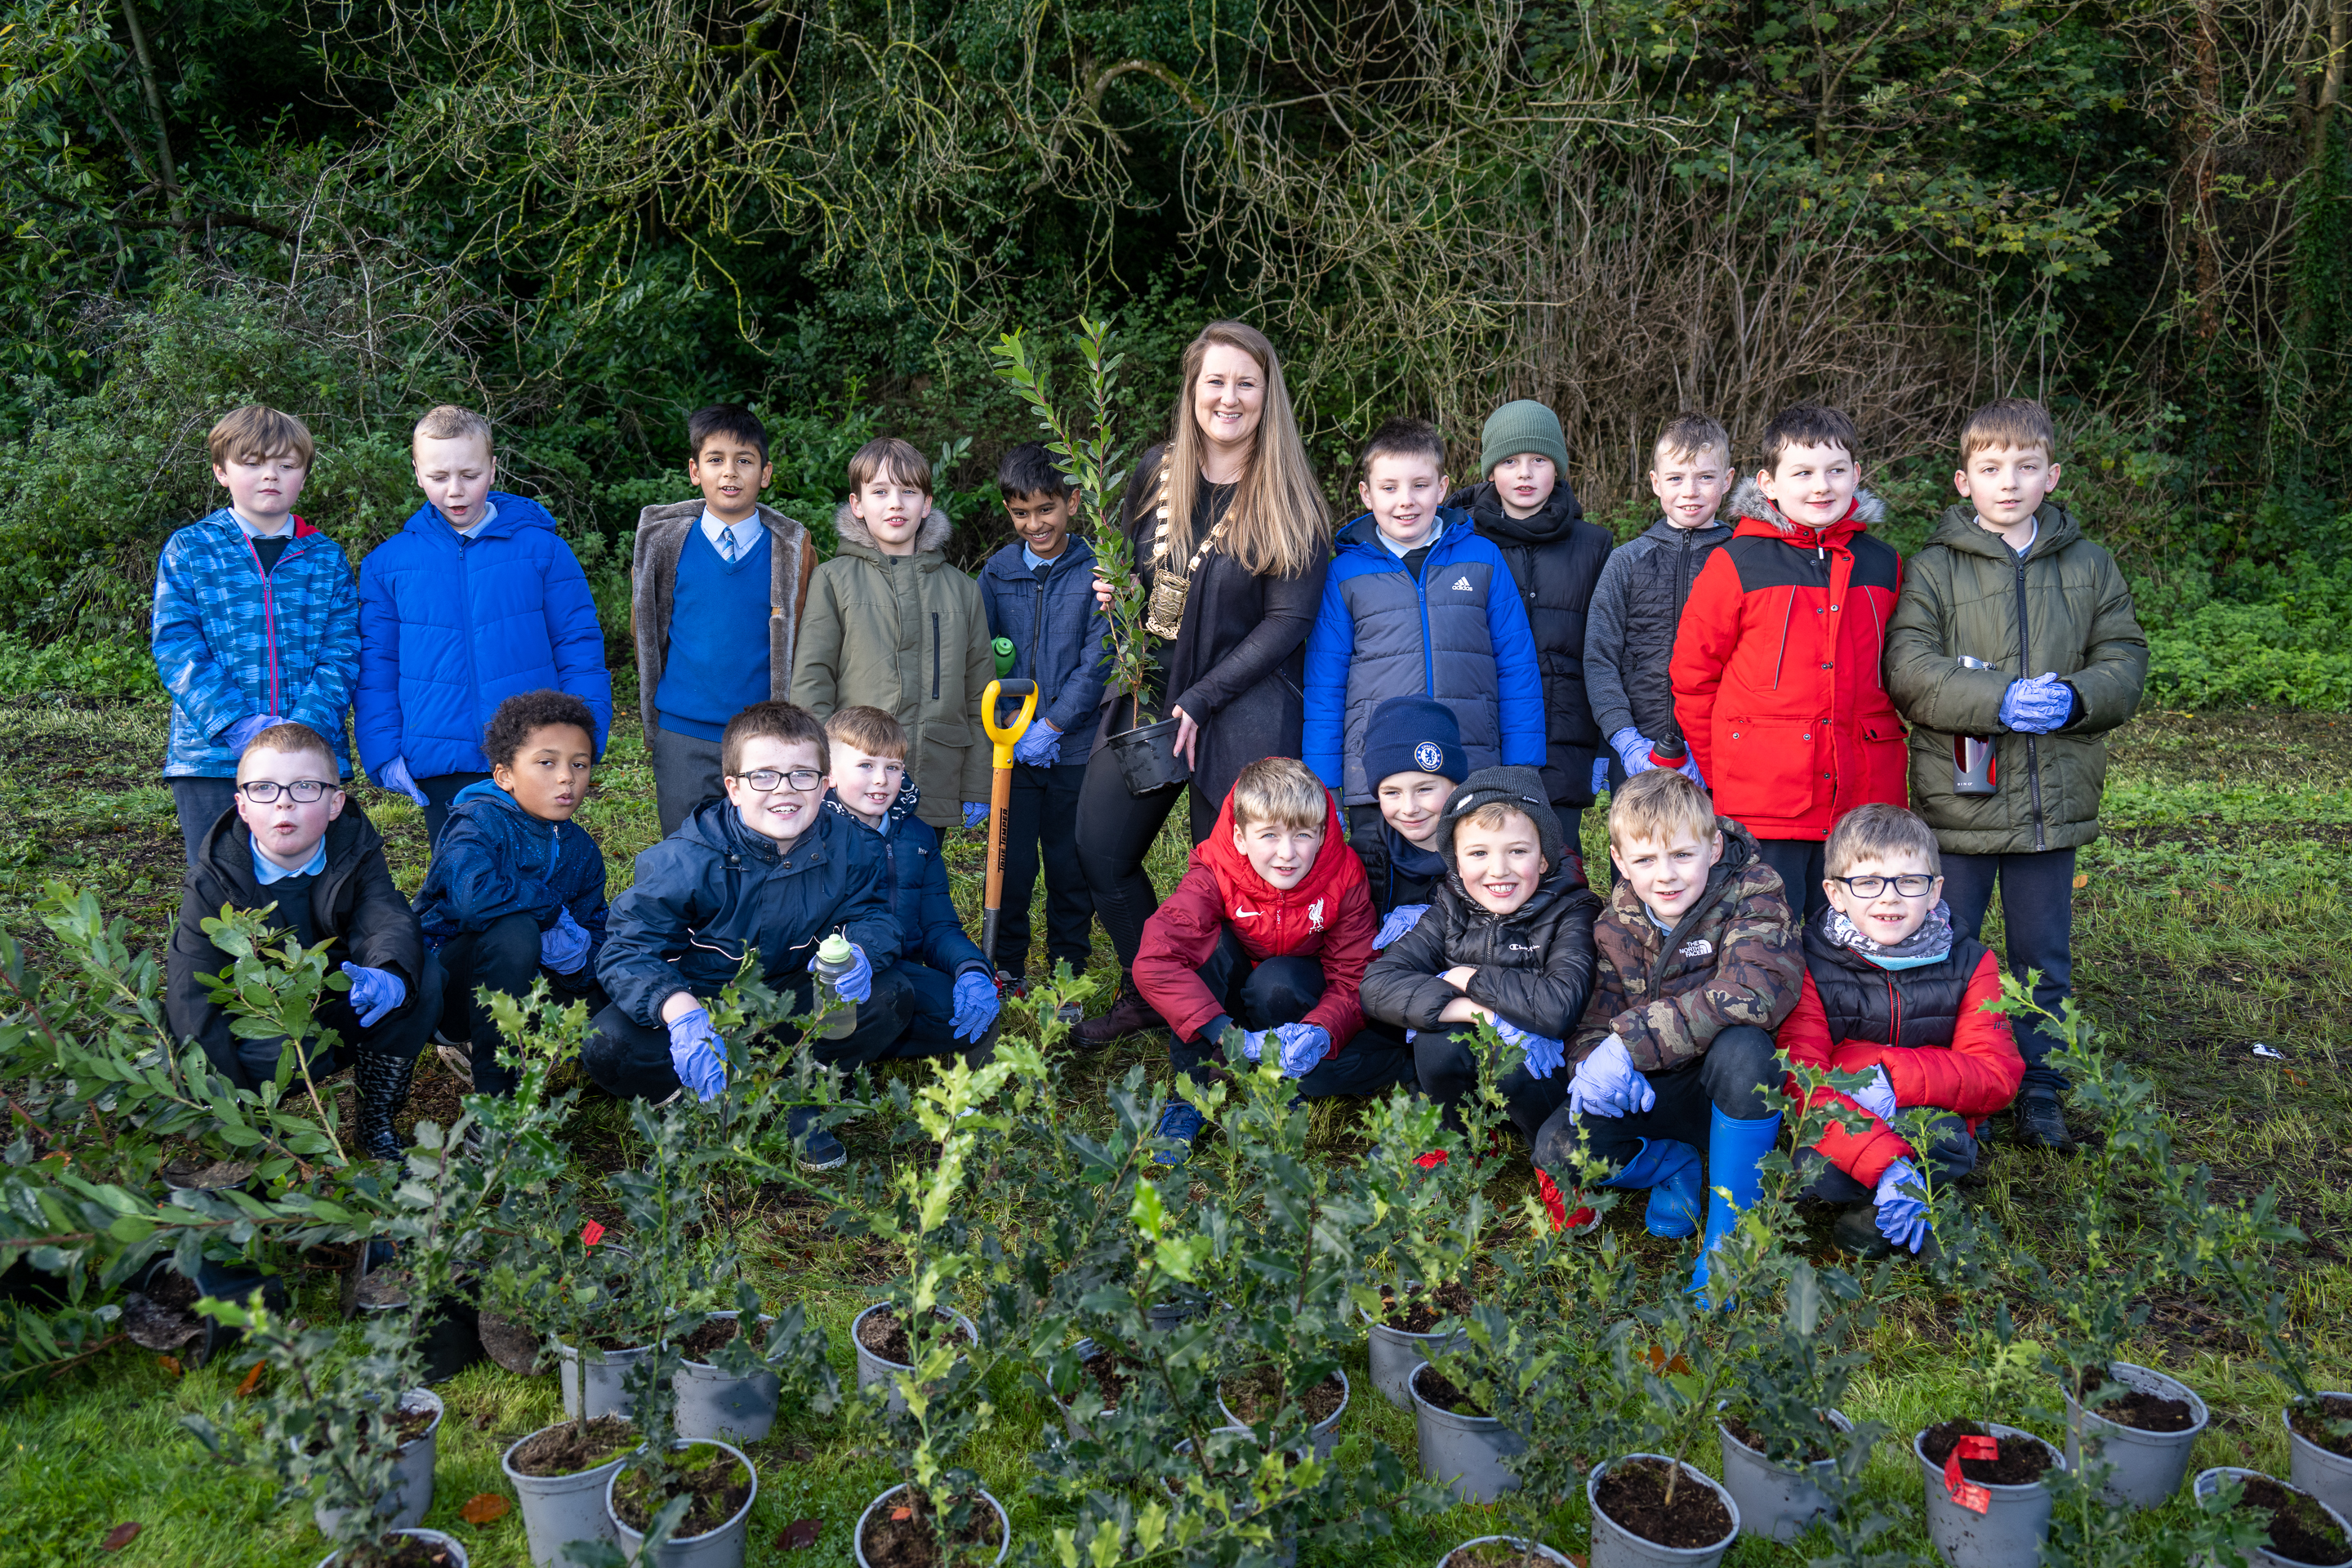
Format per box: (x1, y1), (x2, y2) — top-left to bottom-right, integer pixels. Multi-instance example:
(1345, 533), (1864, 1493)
(1450, 575), (1473, 591)
(1679, 938), (1714, 958)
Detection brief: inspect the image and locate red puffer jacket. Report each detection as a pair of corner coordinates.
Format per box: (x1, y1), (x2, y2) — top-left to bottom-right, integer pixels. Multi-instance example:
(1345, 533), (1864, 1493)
(1134, 789), (1376, 1055)
(1670, 480), (1908, 840)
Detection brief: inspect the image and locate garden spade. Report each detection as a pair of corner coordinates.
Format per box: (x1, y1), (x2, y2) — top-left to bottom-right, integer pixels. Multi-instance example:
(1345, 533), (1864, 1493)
(977, 678), (1038, 980)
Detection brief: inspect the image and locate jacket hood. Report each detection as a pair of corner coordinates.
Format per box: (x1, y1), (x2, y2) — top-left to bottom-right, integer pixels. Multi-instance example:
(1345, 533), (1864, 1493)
(1194, 786), (1362, 920)
(200, 506), (322, 542)
(824, 773), (923, 833)
(1446, 479), (1585, 545)
(1927, 499), (2084, 562)
(1603, 813), (1764, 928)
(635, 495), (803, 535)
(979, 533), (1097, 582)
(1438, 765), (1575, 889)
(400, 490), (559, 541)
(1726, 479), (1886, 542)
(1637, 514), (1735, 548)
(193, 798), (385, 897)
(833, 501), (955, 558)
(1334, 508), (1474, 561)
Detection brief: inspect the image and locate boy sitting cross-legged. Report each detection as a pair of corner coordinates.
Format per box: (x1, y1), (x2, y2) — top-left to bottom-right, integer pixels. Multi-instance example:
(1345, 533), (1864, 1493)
(167, 723), (443, 1160)
(1781, 804), (2025, 1261)
(1133, 757), (1406, 1168)
(411, 690), (611, 1097)
(1532, 768), (1801, 1300)
(587, 701), (909, 1169)
(822, 706), (1001, 1062)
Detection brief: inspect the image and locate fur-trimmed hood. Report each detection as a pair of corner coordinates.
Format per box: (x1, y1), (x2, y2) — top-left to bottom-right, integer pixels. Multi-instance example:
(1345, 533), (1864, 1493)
(832, 501), (955, 557)
(1726, 478), (1886, 537)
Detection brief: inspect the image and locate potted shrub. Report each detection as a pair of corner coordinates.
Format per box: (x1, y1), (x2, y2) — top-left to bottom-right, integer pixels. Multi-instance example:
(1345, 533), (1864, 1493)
(501, 1409), (638, 1568)
(1911, 1312), (2068, 1568)
(673, 1286), (835, 1443)
(1716, 1257), (1878, 1543)
(599, 1343), (760, 1568)
(1587, 1318), (1744, 1568)
(1355, 1087), (1500, 1410)
(2194, 1468), (2352, 1568)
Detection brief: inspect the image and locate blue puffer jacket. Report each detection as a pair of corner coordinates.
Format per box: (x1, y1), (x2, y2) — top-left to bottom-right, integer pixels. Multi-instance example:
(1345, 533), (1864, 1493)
(596, 796), (902, 1028)
(977, 537), (1111, 765)
(354, 493), (613, 779)
(1303, 510), (1546, 802)
(823, 778), (989, 980)
(412, 780), (609, 959)
(152, 510), (362, 777)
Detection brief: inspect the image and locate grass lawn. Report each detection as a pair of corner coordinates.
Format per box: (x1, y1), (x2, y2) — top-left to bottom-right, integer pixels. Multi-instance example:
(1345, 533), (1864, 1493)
(1, 693), (2346, 1566)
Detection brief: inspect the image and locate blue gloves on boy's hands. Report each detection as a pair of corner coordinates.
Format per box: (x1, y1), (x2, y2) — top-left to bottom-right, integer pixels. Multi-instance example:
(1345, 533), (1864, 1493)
(1272, 1022), (1329, 1078)
(223, 714), (285, 755)
(541, 908), (592, 974)
(1609, 728), (1656, 777)
(1874, 1159), (1931, 1252)
(1012, 722), (1060, 768)
(1373, 904), (1428, 950)
(962, 802), (991, 830)
(1494, 1018), (1566, 1080)
(376, 756), (430, 808)
(951, 971), (1000, 1041)
(1591, 755), (1612, 795)
(1998, 673), (2075, 734)
(1847, 1064), (1899, 1121)
(338, 963), (406, 1028)
(1568, 1036), (1656, 1119)
(666, 1006), (729, 1102)
(833, 943), (874, 1004)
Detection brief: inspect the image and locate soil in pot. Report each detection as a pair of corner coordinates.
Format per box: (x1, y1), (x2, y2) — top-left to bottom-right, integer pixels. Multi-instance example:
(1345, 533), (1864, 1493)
(1414, 1367), (1490, 1419)
(345, 1537), (463, 1567)
(2079, 1369), (2195, 1432)
(2234, 1476), (2352, 1566)
(306, 1402), (436, 1455)
(2291, 1396), (2352, 1459)
(509, 1415), (636, 1477)
(1079, 1349), (1135, 1408)
(609, 1444), (751, 1536)
(859, 1491), (1001, 1568)
(1379, 1280), (1475, 1334)
(1221, 1365), (1345, 1424)
(1441, 1547), (1554, 1568)
(677, 1316), (742, 1360)
(1593, 1458), (1735, 1549)
(857, 1308), (975, 1365)
(1922, 1419), (2054, 1484)
(1722, 1410), (1835, 1463)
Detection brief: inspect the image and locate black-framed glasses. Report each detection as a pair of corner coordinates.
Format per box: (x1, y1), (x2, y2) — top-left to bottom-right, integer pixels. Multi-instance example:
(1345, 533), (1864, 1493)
(239, 779), (336, 804)
(736, 768), (824, 793)
(1831, 873), (1937, 898)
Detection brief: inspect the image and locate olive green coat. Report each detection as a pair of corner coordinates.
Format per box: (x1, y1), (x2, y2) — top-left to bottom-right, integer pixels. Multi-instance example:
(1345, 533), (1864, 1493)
(1884, 502), (2147, 855)
(791, 504), (994, 831)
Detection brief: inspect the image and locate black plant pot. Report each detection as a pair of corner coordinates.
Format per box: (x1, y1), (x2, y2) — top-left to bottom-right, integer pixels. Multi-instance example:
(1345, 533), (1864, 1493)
(132, 1256), (289, 1367)
(1109, 717), (1192, 794)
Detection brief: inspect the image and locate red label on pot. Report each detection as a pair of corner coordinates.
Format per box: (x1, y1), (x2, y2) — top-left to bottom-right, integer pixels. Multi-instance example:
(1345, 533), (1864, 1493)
(1943, 1436), (1998, 1513)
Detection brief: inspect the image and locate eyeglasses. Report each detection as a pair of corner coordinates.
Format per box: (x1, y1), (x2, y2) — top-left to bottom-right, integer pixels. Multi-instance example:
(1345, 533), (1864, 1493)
(1831, 873), (1937, 898)
(238, 779), (336, 804)
(735, 768), (824, 793)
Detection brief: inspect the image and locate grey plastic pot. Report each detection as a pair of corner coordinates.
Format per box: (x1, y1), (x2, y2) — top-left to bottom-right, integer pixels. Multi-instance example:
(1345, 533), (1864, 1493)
(314, 1388), (442, 1537)
(852, 1303), (978, 1414)
(2065, 1361), (2210, 1509)
(501, 1419), (635, 1568)
(605, 1439), (757, 1568)
(1587, 1454), (1740, 1568)
(1714, 1405), (1857, 1543)
(1218, 1368), (1348, 1462)
(2195, 1466), (2352, 1568)
(1148, 1300), (1196, 1333)
(2285, 1393), (2352, 1520)
(853, 1484), (1011, 1568)
(1047, 1338), (1117, 1442)
(1435, 1539), (1576, 1568)
(1409, 1361), (1522, 1504)
(559, 1339), (654, 1422)
(674, 1312), (780, 1442)
(314, 1526), (468, 1567)
(1361, 1281), (1469, 1410)
(1913, 1423), (2065, 1568)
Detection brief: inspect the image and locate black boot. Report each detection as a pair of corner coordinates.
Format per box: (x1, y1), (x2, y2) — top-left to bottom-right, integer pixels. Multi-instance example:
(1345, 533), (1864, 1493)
(356, 1051), (417, 1161)
(1076, 970), (1156, 1050)
(2014, 1092), (2078, 1154)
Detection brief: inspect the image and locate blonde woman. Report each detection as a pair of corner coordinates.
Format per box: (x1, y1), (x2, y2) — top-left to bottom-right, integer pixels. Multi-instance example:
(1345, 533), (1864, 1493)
(1075, 321), (1334, 1050)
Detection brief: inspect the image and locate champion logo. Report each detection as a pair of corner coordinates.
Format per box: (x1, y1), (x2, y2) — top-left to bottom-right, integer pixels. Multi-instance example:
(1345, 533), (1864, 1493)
(1450, 575), (1474, 591)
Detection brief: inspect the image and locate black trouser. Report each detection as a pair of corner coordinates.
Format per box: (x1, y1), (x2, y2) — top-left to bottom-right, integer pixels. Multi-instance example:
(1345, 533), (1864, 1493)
(1796, 1112), (1978, 1205)
(170, 776), (241, 866)
(421, 771), (494, 848)
(580, 964), (915, 1102)
(997, 760), (1094, 977)
(434, 911), (609, 1095)
(1754, 838), (1829, 922)
(1076, 746), (1218, 969)
(648, 724), (727, 838)
(227, 951), (446, 1088)
(1414, 1025), (1573, 1145)
(1942, 848), (2077, 1097)
(885, 961), (1001, 1063)
(1530, 1023), (1781, 1175)
(1168, 929), (1415, 1100)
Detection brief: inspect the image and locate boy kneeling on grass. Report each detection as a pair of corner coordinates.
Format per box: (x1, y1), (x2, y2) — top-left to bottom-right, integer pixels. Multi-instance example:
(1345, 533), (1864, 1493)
(167, 722), (442, 1160)
(1780, 804), (2025, 1261)
(1532, 768), (1800, 1299)
(1133, 757), (1403, 1168)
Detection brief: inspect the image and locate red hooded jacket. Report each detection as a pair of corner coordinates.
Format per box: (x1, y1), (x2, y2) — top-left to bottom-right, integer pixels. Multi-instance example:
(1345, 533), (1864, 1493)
(1134, 790), (1376, 1056)
(1671, 480), (1908, 840)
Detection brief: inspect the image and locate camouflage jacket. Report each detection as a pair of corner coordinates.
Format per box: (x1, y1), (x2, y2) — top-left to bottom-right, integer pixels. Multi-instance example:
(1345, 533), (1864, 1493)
(1570, 817), (1802, 1072)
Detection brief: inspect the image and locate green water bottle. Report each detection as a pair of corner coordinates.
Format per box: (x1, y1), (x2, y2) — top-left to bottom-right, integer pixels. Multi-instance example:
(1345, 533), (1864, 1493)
(992, 637), (1015, 678)
(813, 932), (858, 1040)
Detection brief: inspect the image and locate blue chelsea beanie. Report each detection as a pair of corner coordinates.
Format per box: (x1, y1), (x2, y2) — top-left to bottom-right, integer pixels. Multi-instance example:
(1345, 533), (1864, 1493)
(1362, 697), (1468, 787)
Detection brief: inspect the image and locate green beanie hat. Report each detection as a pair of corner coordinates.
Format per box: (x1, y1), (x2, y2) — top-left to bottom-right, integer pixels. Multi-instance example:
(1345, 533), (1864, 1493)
(1480, 399), (1570, 478)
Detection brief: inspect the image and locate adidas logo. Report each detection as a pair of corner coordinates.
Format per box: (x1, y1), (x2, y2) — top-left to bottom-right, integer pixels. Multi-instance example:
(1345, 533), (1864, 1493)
(1450, 575), (1473, 591)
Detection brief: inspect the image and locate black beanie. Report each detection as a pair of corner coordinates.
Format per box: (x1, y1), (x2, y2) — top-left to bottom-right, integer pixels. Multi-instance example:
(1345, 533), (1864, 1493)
(1362, 697), (1468, 788)
(1441, 764), (1566, 876)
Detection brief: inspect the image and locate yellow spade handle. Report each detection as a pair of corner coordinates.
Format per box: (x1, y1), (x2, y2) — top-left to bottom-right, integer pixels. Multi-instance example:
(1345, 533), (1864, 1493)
(982, 679), (1039, 768)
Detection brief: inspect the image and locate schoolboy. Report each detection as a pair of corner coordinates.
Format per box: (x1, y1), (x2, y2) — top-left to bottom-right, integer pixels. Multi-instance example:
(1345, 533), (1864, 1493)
(412, 690), (611, 1097)
(632, 404), (817, 835)
(1531, 768), (1800, 1300)
(1886, 398), (2148, 1152)
(1446, 400), (1615, 843)
(1781, 804), (2025, 1259)
(976, 443), (1109, 996)
(1361, 696), (1472, 934)
(1361, 765), (1602, 1159)
(822, 706), (1001, 1062)
(1132, 757), (1401, 1167)
(356, 405), (613, 844)
(587, 702), (907, 1167)
(1306, 417), (1545, 883)
(1670, 403), (1908, 920)
(153, 406), (361, 865)
(166, 723), (441, 1160)
(1585, 414), (1737, 797)
(792, 437), (993, 834)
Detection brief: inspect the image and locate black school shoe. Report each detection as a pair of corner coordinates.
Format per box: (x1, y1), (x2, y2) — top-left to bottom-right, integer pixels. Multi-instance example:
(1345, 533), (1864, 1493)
(2014, 1093), (2078, 1154)
(1833, 1201), (1943, 1264)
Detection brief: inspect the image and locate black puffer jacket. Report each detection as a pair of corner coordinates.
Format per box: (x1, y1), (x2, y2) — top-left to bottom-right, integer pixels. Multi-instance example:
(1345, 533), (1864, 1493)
(1582, 515), (1735, 752)
(1801, 915), (1984, 1051)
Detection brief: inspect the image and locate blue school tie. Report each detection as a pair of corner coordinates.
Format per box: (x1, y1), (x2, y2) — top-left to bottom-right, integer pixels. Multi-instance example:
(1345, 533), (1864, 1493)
(719, 525), (739, 564)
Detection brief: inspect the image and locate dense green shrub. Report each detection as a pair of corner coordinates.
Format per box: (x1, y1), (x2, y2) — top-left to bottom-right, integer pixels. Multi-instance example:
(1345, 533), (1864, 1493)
(2142, 554), (2352, 711)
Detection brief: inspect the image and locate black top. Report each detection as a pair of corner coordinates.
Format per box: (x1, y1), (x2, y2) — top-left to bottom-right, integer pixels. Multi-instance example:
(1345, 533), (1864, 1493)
(252, 533), (292, 573)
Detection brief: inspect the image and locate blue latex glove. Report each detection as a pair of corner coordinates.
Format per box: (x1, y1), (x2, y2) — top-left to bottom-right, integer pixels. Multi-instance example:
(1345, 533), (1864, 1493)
(1609, 727), (1657, 777)
(338, 963), (406, 1029)
(1678, 752), (1707, 787)
(1874, 1158), (1931, 1252)
(541, 907), (591, 974)
(833, 943), (873, 1004)
(1567, 1036), (1657, 1119)
(1590, 755), (1612, 795)
(961, 801), (991, 830)
(222, 714), (284, 755)
(1373, 903), (1428, 950)
(1012, 722), (1060, 768)
(376, 755), (430, 808)
(666, 1006), (730, 1102)
(1847, 1064), (1898, 1122)
(1232, 1025), (1267, 1063)
(1494, 1018), (1566, 1080)
(951, 970), (1000, 1041)
(1998, 673), (2074, 734)
(1273, 1022), (1329, 1078)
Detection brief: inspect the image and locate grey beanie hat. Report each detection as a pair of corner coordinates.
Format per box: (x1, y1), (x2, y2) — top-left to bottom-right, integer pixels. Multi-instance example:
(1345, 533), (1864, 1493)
(1441, 764), (1566, 877)
(1480, 400), (1570, 478)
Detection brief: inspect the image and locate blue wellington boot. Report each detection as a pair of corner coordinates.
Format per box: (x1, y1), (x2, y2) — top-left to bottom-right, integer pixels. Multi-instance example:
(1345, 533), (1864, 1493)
(1599, 1138), (1704, 1238)
(1690, 1106), (1783, 1308)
